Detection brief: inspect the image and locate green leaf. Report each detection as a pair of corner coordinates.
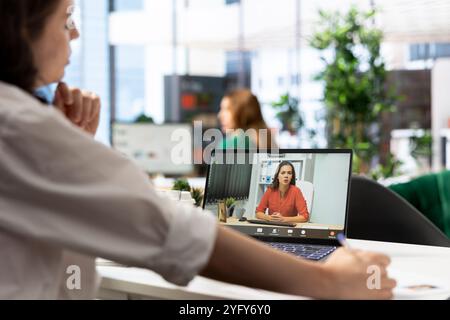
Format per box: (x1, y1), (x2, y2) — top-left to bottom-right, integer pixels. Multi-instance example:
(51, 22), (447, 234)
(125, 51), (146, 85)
(172, 179), (191, 192)
(310, 6), (400, 178)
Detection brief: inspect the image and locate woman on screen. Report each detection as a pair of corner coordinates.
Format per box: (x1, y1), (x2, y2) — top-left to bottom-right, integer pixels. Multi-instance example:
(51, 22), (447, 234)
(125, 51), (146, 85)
(256, 161), (310, 223)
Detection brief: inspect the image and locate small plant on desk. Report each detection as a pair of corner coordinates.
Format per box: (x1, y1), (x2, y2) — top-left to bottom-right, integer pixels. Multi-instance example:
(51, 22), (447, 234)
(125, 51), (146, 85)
(191, 188), (204, 207)
(225, 197), (236, 217)
(172, 179), (191, 192)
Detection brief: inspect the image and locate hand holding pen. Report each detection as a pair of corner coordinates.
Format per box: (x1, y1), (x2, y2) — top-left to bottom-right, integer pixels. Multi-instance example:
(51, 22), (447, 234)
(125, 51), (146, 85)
(319, 233), (397, 299)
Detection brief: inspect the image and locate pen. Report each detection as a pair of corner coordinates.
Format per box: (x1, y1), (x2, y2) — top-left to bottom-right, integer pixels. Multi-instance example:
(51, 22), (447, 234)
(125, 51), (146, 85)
(337, 233), (352, 250)
(337, 233), (363, 261)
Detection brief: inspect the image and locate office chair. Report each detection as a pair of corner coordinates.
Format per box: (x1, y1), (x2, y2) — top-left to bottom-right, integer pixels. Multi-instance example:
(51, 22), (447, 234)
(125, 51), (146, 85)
(347, 176), (450, 247)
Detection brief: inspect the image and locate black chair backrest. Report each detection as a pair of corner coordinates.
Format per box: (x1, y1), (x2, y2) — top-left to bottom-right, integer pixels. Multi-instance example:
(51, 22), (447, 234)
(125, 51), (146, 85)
(348, 176), (450, 247)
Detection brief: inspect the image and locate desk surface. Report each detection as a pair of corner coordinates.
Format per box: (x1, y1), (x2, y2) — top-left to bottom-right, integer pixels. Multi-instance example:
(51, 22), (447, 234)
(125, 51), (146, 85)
(98, 266), (305, 300)
(152, 177), (206, 190)
(97, 239), (450, 300)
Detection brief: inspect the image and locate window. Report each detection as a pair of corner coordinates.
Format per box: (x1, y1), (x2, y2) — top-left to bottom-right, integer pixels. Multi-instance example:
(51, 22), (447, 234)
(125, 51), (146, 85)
(64, 0), (110, 145)
(114, 46), (146, 122)
(226, 51), (252, 89)
(108, 0), (335, 148)
(114, 0), (143, 11)
(410, 43), (450, 61)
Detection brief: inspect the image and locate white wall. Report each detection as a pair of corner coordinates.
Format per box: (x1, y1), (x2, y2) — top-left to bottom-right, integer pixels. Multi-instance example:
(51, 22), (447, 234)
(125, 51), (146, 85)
(432, 58), (450, 170)
(310, 153), (351, 226)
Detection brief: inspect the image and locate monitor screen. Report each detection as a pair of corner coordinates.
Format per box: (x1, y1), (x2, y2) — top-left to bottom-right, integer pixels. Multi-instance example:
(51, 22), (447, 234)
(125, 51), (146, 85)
(112, 123), (194, 175)
(204, 150), (352, 241)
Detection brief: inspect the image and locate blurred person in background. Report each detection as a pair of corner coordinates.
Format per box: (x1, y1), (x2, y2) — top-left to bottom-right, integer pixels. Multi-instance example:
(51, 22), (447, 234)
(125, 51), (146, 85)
(218, 89), (277, 150)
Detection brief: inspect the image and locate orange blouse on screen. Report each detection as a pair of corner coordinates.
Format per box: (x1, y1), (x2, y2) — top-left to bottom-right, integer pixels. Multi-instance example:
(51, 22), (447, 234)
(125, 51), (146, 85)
(256, 185), (309, 221)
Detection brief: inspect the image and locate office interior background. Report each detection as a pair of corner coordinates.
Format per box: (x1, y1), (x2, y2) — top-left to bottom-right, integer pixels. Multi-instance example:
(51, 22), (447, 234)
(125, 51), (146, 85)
(65, 0), (450, 183)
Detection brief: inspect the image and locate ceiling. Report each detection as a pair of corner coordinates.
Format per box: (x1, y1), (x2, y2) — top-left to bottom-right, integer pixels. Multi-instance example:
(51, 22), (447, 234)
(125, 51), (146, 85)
(110, 0), (450, 49)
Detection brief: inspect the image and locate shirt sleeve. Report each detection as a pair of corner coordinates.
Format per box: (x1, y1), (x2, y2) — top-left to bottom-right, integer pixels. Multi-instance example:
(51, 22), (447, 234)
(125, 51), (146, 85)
(295, 188), (310, 221)
(256, 189), (270, 214)
(0, 106), (218, 286)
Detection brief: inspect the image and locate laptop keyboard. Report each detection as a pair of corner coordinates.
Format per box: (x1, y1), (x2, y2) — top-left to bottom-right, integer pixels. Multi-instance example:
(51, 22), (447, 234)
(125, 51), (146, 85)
(269, 243), (337, 261)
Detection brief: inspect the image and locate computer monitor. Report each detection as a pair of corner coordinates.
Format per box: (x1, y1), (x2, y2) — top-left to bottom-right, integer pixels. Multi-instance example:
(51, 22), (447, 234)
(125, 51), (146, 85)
(203, 150), (352, 243)
(112, 123), (194, 176)
(164, 75), (225, 124)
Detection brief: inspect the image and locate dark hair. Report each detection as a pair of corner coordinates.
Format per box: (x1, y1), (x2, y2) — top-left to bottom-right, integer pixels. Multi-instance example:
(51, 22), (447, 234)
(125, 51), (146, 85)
(0, 0), (60, 93)
(270, 161), (296, 190)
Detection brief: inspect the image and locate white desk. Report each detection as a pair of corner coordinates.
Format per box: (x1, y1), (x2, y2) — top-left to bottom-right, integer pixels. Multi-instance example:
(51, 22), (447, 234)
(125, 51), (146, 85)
(151, 177), (207, 190)
(97, 239), (450, 300)
(97, 267), (305, 300)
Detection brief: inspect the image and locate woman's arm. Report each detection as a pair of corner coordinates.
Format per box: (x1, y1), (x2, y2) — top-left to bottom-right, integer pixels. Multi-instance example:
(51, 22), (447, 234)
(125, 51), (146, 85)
(255, 189), (271, 221)
(201, 226), (396, 300)
(256, 211), (270, 221)
(294, 187), (310, 222)
(0, 105), (216, 287)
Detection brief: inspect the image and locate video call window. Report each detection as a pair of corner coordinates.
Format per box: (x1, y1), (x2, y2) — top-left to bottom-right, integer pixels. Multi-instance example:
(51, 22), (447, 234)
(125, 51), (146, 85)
(204, 151), (351, 240)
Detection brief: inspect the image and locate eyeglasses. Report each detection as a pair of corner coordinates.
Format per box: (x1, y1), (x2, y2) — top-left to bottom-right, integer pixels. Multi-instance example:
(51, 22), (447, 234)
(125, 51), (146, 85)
(66, 5), (79, 31)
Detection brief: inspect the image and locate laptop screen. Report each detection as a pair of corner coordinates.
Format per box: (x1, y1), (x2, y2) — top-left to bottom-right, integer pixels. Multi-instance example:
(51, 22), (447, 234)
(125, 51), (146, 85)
(203, 150), (352, 242)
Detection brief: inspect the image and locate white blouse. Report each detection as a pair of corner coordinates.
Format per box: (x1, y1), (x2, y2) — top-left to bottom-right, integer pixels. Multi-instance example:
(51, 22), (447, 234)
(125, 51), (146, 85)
(0, 81), (217, 299)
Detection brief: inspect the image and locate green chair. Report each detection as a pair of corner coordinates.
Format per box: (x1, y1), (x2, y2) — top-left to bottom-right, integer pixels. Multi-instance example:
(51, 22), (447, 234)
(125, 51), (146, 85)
(389, 171), (450, 238)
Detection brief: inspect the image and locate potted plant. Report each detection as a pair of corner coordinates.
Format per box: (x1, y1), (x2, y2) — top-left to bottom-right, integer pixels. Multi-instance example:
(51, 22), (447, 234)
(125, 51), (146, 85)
(271, 93), (304, 135)
(225, 197), (236, 217)
(310, 6), (399, 177)
(191, 188), (204, 207)
(410, 130), (433, 173)
(134, 114), (154, 124)
(172, 179), (191, 192)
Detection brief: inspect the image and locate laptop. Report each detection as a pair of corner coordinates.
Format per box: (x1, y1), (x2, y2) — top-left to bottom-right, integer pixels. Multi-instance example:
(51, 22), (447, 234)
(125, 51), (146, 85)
(203, 149), (353, 261)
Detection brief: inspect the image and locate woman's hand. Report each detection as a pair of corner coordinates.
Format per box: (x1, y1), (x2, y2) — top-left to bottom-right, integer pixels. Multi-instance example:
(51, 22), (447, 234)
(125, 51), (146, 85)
(321, 248), (397, 300)
(53, 82), (101, 136)
(269, 213), (285, 222)
(257, 213), (285, 222)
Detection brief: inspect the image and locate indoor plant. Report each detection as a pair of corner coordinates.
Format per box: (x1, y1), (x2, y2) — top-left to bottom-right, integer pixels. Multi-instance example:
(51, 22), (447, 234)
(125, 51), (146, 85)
(191, 188), (204, 207)
(172, 179), (191, 192)
(310, 7), (399, 177)
(225, 197), (236, 217)
(270, 93), (304, 135)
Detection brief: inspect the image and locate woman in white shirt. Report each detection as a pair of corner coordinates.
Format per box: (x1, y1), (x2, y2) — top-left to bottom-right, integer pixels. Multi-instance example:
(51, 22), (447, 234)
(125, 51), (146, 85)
(0, 0), (396, 300)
